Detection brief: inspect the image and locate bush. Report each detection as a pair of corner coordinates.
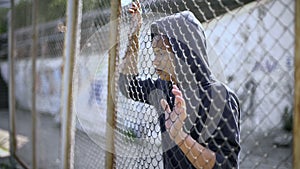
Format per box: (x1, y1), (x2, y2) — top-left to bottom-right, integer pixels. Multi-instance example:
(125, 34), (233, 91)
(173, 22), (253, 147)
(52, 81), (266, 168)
(0, 8), (9, 34)
(0, 163), (12, 169)
(282, 106), (293, 132)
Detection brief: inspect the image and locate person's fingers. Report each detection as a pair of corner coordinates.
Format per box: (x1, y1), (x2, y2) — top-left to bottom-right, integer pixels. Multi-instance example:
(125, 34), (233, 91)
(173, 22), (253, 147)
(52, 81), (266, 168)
(161, 99), (172, 123)
(174, 95), (185, 111)
(131, 1), (142, 14)
(175, 95), (184, 107)
(128, 8), (135, 13)
(172, 86), (186, 110)
(137, 1), (141, 8)
(129, 2), (138, 13)
(173, 91), (186, 122)
(132, 1), (137, 8)
(172, 84), (179, 90)
(133, 1), (141, 9)
(160, 99), (171, 113)
(165, 119), (172, 129)
(129, 7), (141, 15)
(172, 85), (182, 97)
(129, 6), (138, 12)
(172, 90), (181, 98)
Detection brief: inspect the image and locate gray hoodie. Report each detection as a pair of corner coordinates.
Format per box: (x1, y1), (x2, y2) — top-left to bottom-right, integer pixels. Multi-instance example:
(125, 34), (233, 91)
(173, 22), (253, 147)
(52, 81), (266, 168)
(119, 11), (240, 169)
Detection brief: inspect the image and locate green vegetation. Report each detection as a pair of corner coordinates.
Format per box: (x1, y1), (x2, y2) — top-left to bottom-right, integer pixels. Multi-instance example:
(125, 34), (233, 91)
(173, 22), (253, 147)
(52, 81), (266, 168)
(124, 129), (138, 142)
(0, 8), (9, 34)
(0, 0), (111, 31)
(0, 163), (12, 169)
(282, 106), (293, 132)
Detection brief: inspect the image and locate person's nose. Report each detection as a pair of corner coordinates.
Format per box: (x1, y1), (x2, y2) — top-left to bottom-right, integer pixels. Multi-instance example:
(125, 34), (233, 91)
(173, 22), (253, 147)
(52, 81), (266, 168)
(153, 57), (157, 64)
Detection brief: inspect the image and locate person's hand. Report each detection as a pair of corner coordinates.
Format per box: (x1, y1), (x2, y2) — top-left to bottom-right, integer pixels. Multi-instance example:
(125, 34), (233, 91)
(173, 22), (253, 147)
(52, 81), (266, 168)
(129, 0), (142, 34)
(161, 85), (188, 145)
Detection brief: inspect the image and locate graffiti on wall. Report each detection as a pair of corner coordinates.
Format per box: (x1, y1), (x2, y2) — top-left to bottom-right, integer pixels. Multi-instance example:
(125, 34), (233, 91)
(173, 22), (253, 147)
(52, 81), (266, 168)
(251, 59), (278, 73)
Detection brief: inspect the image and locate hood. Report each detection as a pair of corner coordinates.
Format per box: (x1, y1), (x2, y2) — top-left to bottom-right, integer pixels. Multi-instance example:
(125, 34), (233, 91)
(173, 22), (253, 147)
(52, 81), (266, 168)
(151, 11), (225, 143)
(150, 11), (214, 86)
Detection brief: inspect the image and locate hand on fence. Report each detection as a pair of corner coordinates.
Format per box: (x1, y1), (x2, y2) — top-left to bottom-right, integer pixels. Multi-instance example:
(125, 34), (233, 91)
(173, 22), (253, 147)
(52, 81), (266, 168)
(129, 0), (142, 34)
(161, 85), (188, 145)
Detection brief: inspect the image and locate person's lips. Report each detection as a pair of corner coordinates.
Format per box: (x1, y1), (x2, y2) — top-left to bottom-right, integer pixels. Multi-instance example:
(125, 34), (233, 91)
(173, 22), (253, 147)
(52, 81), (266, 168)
(155, 68), (162, 72)
(155, 68), (163, 74)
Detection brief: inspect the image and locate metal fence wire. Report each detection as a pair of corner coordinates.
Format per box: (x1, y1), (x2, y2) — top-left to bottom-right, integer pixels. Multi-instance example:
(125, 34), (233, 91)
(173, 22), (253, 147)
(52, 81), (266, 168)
(3, 0), (67, 168)
(0, 0), (295, 168)
(75, 0), (294, 168)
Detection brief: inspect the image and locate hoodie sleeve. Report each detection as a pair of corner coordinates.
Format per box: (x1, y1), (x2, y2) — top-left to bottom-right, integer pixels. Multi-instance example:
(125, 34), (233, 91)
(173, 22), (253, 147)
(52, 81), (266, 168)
(119, 73), (172, 105)
(212, 92), (241, 169)
(119, 73), (152, 104)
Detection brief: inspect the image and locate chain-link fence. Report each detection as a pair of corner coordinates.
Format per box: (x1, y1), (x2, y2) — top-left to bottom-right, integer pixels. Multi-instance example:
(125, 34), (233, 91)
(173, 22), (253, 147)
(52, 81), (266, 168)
(0, 0), (297, 168)
(0, 0), (67, 168)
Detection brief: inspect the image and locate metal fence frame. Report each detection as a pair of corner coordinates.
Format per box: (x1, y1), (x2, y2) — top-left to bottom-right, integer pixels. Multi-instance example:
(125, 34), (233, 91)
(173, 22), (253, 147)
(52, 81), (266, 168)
(294, 0), (300, 169)
(8, 0), (17, 168)
(105, 0), (121, 168)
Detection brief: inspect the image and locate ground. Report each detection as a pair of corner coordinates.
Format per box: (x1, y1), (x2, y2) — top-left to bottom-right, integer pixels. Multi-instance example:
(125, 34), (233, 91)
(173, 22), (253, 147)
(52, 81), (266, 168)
(0, 109), (293, 169)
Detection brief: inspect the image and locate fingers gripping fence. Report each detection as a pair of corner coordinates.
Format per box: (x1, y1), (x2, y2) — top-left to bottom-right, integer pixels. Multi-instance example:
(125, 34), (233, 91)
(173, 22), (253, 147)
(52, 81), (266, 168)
(1, 0), (296, 168)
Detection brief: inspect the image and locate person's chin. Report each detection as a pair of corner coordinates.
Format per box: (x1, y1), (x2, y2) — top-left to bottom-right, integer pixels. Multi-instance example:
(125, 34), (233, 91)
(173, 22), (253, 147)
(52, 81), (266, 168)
(155, 69), (171, 81)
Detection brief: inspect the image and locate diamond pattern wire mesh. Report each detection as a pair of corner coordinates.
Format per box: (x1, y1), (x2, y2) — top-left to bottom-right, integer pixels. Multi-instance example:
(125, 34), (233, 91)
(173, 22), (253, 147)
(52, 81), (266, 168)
(111, 0), (293, 168)
(0, 1), (67, 168)
(0, 0), (294, 168)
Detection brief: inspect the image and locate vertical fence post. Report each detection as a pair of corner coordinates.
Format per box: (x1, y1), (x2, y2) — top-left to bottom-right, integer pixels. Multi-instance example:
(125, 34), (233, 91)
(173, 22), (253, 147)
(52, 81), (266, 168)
(105, 0), (121, 168)
(31, 0), (39, 168)
(61, 0), (82, 169)
(8, 0), (16, 168)
(294, 0), (300, 169)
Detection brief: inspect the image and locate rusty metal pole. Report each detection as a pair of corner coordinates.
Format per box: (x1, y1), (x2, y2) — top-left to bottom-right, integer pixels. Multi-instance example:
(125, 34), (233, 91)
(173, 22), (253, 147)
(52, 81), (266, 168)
(8, 0), (16, 168)
(61, 0), (82, 169)
(105, 0), (121, 168)
(31, 0), (39, 168)
(294, 0), (300, 169)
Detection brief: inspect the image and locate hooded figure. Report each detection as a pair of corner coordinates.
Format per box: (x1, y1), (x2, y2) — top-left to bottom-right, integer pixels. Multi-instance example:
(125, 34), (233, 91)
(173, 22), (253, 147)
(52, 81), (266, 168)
(119, 11), (240, 169)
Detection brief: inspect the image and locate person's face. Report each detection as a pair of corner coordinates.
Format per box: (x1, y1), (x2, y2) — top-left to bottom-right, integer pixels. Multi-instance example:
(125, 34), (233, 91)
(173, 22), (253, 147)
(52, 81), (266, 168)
(152, 36), (176, 82)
